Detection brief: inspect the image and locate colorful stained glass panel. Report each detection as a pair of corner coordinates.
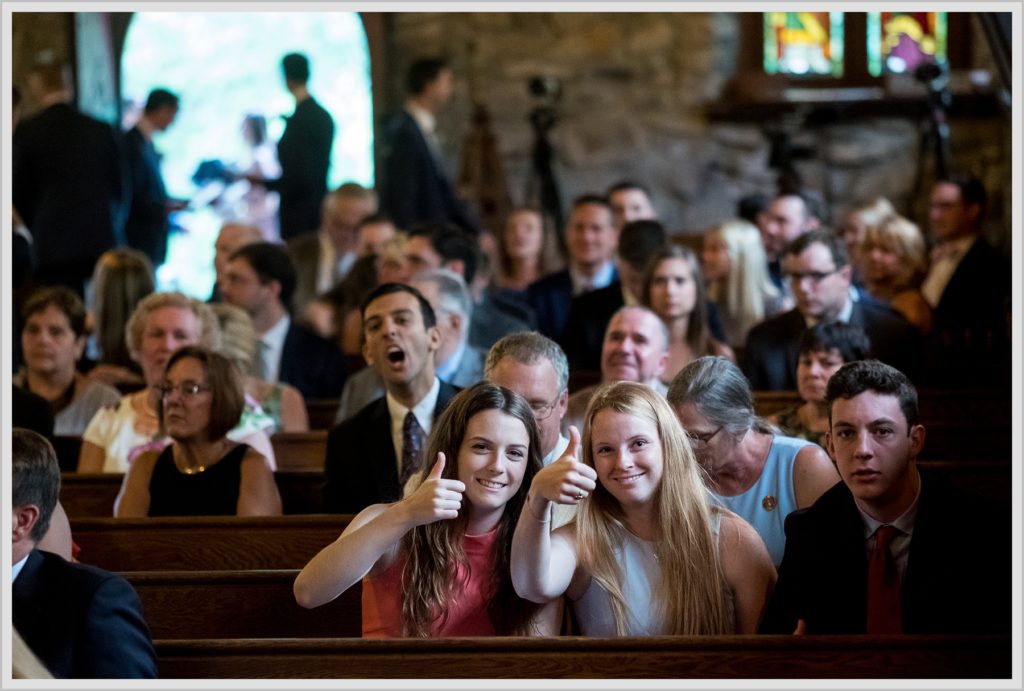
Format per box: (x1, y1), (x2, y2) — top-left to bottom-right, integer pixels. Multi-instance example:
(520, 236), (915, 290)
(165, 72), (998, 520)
(867, 12), (948, 76)
(764, 12), (845, 77)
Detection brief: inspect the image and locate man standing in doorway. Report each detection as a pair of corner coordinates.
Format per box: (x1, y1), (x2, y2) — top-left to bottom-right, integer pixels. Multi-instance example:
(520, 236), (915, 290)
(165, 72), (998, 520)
(378, 57), (480, 235)
(249, 53), (334, 240)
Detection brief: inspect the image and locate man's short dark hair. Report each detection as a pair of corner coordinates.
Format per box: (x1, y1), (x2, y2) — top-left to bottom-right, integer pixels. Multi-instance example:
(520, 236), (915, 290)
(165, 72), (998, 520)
(282, 53), (310, 84)
(408, 222), (479, 284)
(572, 194), (612, 212)
(407, 57), (448, 96)
(357, 212), (394, 231)
(144, 88), (179, 114)
(618, 220), (668, 272)
(13, 428), (61, 543)
(799, 322), (871, 363)
(22, 286), (87, 338)
(606, 180), (651, 198)
(229, 242), (297, 308)
(826, 359), (919, 429)
(937, 173), (988, 219)
(360, 283), (437, 330)
(737, 192), (769, 225)
(783, 229), (849, 268)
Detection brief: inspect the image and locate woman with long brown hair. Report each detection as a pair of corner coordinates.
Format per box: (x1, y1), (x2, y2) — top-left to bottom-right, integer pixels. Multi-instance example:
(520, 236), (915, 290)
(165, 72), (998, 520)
(294, 382), (558, 637)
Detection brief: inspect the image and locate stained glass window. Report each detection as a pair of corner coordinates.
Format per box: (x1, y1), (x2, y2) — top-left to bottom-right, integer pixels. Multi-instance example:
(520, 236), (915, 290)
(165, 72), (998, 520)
(763, 12), (845, 77)
(867, 12), (948, 76)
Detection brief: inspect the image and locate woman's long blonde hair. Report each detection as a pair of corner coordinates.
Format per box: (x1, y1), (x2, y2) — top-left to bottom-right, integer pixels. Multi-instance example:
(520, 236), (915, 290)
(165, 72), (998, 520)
(861, 213), (928, 292)
(576, 382), (730, 635)
(704, 219), (780, 345)
(400, 382), (543, 637)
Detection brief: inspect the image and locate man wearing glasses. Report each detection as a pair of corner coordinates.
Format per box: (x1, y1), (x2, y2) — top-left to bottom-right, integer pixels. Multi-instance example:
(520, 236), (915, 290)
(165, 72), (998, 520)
(668, 356), (839, 566)
(743, 231), (919, 390)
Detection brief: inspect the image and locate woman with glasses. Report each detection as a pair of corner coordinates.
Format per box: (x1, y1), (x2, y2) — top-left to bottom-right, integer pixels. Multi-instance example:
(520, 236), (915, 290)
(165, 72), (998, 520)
(511, 381), (775, 635)
(78, 292), (276, 474)
(115, 346), (281, 517)
(667, 356), (839, 567)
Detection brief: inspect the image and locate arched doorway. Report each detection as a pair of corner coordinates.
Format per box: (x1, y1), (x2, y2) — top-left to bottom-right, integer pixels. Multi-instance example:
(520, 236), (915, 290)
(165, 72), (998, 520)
(120, 11), (374, 296)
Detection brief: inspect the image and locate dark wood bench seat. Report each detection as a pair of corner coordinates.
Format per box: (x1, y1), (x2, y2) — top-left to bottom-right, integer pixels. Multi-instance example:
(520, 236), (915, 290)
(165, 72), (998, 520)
(127, 569), (361, 639)
(71, 515), (351, 571)
(153, 634), (1010, 679)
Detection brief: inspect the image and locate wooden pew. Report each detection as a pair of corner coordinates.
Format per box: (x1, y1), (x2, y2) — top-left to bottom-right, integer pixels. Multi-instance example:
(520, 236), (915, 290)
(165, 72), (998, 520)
(127, 569), (361, 639)
(271, 431), (327, 471)
(154, 634), (1010, 679)
(305, 400), (340, 430)
(71, 515), (351, 571)
(61, 470), (326, 518)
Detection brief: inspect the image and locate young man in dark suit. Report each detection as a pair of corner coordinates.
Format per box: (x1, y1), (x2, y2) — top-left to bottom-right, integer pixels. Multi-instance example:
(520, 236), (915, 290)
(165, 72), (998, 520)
(12, 429), (157, 678)
(323, 284), (459, 514)
(744, 231), (919, 390)
(222, 242), (346, 400)
(760, 360), (1009, 635)
(378, 57), (479, 235)
(921, 175), (1010, 385)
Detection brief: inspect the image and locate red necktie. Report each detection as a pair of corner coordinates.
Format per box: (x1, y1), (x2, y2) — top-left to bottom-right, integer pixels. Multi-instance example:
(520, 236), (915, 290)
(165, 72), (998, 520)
(866, 525), (902, 634)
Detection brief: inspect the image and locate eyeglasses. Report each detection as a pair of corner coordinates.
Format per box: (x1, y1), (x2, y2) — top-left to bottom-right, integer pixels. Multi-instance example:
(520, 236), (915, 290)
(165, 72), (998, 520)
(685, 426), (722, 447)
(529, 392), (564, 421)
(784, 269), (840, 285)
(158, 381), (211, 399)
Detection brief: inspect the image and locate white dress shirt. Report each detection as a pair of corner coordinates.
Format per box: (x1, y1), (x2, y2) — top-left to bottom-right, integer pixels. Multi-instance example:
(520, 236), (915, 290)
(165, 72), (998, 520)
(386, 377), (441, 479)
(12, 553), (29, 583)
(921, 235), (976, 308)
(570, 261), (616, 296)
(258, 314), (290, 383)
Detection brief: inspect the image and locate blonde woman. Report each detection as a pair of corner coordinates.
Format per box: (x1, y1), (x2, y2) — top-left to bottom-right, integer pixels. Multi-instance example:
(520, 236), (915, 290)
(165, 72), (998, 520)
(86, 248), (155, 388)
(211, 303), (309, 433)
(512, 382), (775, 635)
(860, 214), (932, 333)
(702, 219), (786, 347)
(295, 383), (559, 637)
(494, 207), (565, 297)
(838, 197), (896, 283)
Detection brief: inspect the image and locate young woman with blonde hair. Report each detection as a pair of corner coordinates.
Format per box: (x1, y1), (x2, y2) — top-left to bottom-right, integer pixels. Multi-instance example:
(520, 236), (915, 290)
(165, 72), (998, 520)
(701, 219), (786, 347)
(512, 381), (775, 635)
(295, 382), (559, 637)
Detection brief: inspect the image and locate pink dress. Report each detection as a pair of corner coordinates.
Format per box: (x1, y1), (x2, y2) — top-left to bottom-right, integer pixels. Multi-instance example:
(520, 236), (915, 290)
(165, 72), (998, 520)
(361, 528), (499, 638)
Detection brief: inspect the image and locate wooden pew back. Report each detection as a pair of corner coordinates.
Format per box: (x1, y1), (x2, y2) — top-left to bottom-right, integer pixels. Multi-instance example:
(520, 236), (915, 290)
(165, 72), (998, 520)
(61, 471), (325, 518)
(128, 569), (360, 639)
(71, 515), (350, 571)
(153, 634), (1010, 679)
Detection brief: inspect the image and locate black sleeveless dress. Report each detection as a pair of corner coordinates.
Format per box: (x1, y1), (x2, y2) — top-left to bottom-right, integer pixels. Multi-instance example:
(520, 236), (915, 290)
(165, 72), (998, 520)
(148, 443), (250, 516)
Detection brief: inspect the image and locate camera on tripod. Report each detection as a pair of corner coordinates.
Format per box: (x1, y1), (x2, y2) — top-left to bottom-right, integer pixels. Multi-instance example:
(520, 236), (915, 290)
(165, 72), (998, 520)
(914, 61), (952, 109)
(529, 76), (561, 132)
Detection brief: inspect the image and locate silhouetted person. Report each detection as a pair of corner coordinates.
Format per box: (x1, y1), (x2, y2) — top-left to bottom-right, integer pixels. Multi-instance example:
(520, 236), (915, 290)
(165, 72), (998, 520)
(249, 53), (334, 240)
(13, 62), (124, 297)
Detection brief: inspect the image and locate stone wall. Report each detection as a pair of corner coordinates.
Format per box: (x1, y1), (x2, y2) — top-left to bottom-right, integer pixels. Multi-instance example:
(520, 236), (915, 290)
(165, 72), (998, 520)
(11, 11), (1010, 246)
(386, 12), (1010, 246)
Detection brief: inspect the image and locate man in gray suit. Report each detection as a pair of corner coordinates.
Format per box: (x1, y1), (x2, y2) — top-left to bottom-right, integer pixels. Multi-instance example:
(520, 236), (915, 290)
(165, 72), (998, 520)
(335, 269), (482, 421)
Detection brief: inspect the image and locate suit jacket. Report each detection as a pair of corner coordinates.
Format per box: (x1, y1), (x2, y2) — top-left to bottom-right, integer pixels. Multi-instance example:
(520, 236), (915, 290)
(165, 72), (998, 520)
(924, 237), (1011, 384)
(13, 549), (157, 678)
(123, 126), (169, 266)
(12, 103), (124, 288)
(561, 282), (625, 371)
(324, 380), (460, 513)
(743, 295), (921, 391)
(378, 110), (479, 234)
(525, 270), (575, 342)
(334, 346), (484, 423)
(267, 97), (334, 240)
(278, 322), (347, 400)
(760, 473), (1010, 635)
(469, 292), (534, 352)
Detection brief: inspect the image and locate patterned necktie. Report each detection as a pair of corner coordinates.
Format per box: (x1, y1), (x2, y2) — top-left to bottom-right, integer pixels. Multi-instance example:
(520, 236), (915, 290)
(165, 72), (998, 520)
(866, 525), (902, 634)
(400, 411), (424, 486)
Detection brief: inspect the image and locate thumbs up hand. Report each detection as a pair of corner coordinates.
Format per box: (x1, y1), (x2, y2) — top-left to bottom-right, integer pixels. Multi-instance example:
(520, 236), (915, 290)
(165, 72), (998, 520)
(530, 426), (597, 507)
(403, 452), (465, 526)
